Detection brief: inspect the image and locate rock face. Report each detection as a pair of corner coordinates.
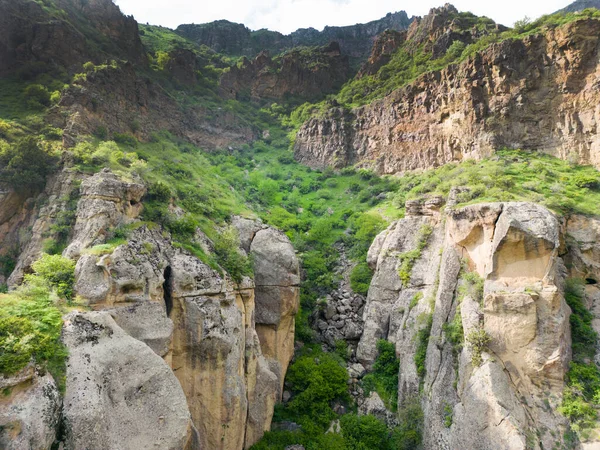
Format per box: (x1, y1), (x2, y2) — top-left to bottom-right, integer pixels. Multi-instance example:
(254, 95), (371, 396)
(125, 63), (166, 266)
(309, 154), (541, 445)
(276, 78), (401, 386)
(64, 172), (300, 450)
(0, 368), (61, 450)
(295, 17), (600, 173)
(64, 169), (145, 259)
(359, 201), (572, 449)
(176, 12), (413, 61)
(0, 166), (81, 287)
(62, 312), (196, 450)
(219, 42), (351, 102)
(0, 0), (145, 76)
(54, 62), (256, 150)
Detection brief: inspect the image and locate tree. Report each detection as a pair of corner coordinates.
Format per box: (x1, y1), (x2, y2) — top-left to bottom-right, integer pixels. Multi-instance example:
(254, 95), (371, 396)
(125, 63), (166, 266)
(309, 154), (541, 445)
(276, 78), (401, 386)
(0, 137), (59, 194)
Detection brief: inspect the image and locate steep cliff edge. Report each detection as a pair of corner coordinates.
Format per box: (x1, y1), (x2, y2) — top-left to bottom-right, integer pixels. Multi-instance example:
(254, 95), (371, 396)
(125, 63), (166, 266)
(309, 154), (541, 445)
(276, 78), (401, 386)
(358, 195), (600, 448)
(176, 11), (413, 63)
(0, 169), (300, 450)
(295, 13), (600, 173)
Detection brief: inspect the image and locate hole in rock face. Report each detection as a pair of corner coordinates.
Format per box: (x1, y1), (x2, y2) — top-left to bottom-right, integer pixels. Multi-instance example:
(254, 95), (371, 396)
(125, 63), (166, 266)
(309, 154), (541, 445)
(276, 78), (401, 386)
(129, 200), (138, 207)
(163, 266), (173, 317)
(586, 278), (597, 285)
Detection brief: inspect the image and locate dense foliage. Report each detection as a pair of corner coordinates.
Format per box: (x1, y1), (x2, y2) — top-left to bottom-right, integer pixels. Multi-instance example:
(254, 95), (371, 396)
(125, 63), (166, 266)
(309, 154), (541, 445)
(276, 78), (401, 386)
(560, 279), (600, 438)
(0, 254), (74, 389)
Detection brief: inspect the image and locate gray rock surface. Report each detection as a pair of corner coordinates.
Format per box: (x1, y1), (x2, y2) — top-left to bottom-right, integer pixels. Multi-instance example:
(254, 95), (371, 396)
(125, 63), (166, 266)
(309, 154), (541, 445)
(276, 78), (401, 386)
(62, 311), (195, 450)
(0, 370), (61, 450)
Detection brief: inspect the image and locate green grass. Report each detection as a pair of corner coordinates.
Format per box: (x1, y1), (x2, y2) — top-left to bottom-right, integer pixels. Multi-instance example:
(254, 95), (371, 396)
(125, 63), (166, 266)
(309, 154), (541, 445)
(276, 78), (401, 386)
(560, 279), (600, 439)
(385, 149), (600, 217)
(361, 339), (400, 411)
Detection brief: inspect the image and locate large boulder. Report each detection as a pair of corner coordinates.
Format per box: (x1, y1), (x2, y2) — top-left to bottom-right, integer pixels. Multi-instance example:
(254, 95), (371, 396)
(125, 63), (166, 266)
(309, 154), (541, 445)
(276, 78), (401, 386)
(250, 228), (300, 396)
(0, 369), (61, 450)
(62, 311), (196, 450)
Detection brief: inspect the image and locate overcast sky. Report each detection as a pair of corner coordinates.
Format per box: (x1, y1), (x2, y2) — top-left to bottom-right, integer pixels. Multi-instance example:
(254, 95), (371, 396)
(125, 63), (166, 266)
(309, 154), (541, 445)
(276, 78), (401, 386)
(113, 0), (574, 34)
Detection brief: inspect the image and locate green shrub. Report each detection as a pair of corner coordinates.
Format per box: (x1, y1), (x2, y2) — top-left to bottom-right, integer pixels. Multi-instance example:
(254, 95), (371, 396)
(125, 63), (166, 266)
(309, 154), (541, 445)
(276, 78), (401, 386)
(24, 84), (51, 108)
(362, 339), (400, 411)
(340, 414), (389, 449)
(350, 262), (373, 296)
(560, 279), (600, 436)
(30, 254), (76, 301)
(415, 313), (433, 380)
(0, 137), (59, 194)
(213, 226), (253, 283)
(113, 132), (138, 147)
(466, 326), (491, 367)
(281, 348), (349, 432)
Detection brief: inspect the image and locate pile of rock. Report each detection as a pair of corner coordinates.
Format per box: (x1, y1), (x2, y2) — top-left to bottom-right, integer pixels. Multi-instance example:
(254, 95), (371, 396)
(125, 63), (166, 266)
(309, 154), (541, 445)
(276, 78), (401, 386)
(314, 288), (365, 348)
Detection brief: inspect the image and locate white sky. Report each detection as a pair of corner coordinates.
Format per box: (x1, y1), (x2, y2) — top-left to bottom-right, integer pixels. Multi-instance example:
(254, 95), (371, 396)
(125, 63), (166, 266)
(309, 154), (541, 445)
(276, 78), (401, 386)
(113, 0), (574, 34)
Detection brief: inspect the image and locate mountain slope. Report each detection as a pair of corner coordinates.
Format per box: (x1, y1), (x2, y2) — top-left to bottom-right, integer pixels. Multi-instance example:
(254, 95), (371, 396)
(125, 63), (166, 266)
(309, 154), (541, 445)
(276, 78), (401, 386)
(175, 11), (413, 64)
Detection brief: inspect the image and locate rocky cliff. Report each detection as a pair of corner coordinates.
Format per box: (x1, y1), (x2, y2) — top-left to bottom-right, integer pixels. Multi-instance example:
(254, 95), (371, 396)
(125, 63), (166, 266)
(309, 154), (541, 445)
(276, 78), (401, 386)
(176, 11), (413, 62)
(294, 15), (600, 173)
(0, 169), (300, 450)
(358, 194), (588, 449)
(219, 43), (350, 102)
(0, 0), (145, 76)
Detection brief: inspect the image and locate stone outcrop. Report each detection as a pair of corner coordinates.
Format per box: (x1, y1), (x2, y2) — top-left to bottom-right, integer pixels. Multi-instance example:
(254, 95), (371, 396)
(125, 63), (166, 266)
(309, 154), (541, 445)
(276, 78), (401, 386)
(250, 227), (301, 397)
(0, 0), (145, 76)
(359, 200), (572, 449)
(64, 172), (300, 450)
(61, 311), (196, 450)
(0, 368), (61, 450)
(219, 42), (350, 102)
(64, 169), (145, 259)
(295, 16), (600, 173)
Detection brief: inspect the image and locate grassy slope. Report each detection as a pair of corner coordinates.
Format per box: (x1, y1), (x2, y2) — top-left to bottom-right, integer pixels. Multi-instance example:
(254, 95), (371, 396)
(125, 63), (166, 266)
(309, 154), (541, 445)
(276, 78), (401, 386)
(2, 4), (600, 448)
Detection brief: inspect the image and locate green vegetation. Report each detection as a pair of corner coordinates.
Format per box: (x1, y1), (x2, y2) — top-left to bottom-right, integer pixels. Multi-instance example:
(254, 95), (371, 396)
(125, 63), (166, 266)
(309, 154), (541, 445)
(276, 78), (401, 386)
(387, 149), (600, 217)
(362, 340), (400, 411)
(0, 137), (59, 194)
(288, 8), (600, 123)
(466, 326), (491, 367)
(397, 224), (433, 286)
(560, 279), (600, 439)
(414, 313), (433, 381)
(0, 254), (75, 389)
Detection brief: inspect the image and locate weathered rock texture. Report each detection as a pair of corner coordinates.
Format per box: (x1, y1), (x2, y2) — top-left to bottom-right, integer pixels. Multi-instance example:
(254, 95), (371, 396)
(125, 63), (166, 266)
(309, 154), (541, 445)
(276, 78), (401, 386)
(295, 17), (600, 173)
(359, 200), (572, 449)
(219, 42), (350, 102)
(0, 368), (61, 450)
(62, 311), (196, 450)
(54, 62), (257, 150)
(0, 0), (145, 76)
(0, 166), (81, 287)
(64, 173), (300, 450)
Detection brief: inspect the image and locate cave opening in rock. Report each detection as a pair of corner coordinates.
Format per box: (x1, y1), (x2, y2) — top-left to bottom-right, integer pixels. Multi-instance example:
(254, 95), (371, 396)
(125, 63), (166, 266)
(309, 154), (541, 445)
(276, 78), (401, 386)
(163, 266), (173, 317)
(586, 278), (597, 285)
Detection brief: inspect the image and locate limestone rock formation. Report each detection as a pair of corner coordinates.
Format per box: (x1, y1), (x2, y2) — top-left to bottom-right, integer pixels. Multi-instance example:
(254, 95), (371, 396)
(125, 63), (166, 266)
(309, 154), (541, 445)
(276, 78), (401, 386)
(359, 201), (572, 449)
(61, 311), (196, 450)
(295, 15), (600, 173)
(64, 169), (145, 259)
(0, 368), (61, 450)
(61, 171), (299, 449)
(250, 227), (301, 396)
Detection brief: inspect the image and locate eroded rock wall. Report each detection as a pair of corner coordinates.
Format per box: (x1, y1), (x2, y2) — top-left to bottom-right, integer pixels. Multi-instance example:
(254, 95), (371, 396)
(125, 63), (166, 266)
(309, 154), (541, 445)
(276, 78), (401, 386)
(360, 200), (573, 449)
(295, 18), (600, 173)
